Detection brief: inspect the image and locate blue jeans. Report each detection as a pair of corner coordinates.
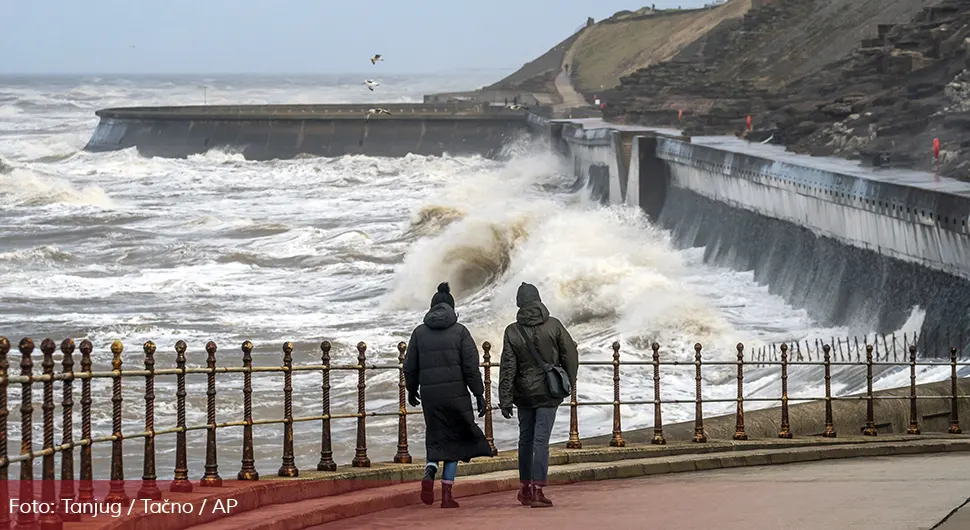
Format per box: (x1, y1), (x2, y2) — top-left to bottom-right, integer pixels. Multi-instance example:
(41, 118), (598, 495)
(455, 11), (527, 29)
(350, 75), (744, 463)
(426, 459), (458, 484)
(518, 406), (557, 486)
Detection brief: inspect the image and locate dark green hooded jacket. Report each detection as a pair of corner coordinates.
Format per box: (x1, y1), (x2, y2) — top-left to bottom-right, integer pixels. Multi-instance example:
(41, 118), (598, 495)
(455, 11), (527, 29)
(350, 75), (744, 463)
(498, 282), (580, 409)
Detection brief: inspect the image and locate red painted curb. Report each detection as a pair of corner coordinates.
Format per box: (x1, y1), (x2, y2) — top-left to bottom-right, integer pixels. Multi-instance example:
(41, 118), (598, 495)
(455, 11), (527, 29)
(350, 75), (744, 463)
(95, 476), (413, 530)
(192, 477), (526, 530)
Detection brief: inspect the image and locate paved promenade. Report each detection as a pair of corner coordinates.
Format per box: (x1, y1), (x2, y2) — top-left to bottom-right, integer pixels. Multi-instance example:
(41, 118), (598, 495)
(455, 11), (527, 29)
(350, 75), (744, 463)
(317, 453), (970, 530)
(48, 436), (969, 530)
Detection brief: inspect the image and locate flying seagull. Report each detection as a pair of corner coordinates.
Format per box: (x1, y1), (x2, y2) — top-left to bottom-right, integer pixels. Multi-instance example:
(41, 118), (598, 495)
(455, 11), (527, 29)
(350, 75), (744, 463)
(364, 80), (380, 91)
(370, 54), (383, 65)
(365, 108), (392, 121)
(360, 108), (392, 145)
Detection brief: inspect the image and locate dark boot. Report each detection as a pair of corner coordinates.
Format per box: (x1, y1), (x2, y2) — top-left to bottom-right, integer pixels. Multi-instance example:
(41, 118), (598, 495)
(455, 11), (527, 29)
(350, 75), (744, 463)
(420, 466), (436, 505)
(517, 482), (532, 506)
(441, 483), (459, 508)
(530, 486), (552, 508)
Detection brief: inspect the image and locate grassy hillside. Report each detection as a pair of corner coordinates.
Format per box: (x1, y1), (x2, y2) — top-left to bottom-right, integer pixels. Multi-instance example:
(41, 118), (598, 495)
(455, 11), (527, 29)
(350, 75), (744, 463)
(569, 0), (752, 94)
(485, 28), (585, 93)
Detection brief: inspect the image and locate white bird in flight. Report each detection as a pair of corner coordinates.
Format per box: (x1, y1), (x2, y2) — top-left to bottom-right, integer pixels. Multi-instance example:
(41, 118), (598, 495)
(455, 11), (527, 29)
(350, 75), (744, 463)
(364, 80), (380, 91)
(370, 54), (383, 65)
(365, 108), (392, 121)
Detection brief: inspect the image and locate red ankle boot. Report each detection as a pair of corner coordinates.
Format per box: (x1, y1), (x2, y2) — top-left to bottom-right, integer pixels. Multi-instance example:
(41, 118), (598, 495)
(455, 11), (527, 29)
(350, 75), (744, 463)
(530, 486), (552, 508)
(441, 483), (459, 508)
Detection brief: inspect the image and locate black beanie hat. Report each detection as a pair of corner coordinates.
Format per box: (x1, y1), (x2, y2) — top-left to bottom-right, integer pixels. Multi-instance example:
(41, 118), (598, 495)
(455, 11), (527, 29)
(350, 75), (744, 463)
(430, 282), (456, 309)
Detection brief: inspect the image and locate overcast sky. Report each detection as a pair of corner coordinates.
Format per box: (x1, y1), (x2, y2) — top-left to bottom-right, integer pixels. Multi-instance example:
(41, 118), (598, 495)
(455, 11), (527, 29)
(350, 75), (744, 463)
(1, 0), (708, 75)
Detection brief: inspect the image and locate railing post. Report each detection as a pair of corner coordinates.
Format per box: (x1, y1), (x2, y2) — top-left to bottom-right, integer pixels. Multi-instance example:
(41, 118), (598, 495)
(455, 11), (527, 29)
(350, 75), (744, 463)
(609, 342), (624, 447)
(863, 344), (878, 436)
(0, 337), (8, 530)
(17, 338), (36, 530)
(137, 341), (161, 499)
(238, 341), (258, 480)
(693, 343), (707, 443)
(77, 340), (94, 503)
(733, 343), (747, 441)
(822, 344), (836, 438)
(171, 341), (192, 493)
(316, 341), (336, 472)
(949, 346), (962, 434)
(351, 342), (371, 467)
(56, 339), (78, 522)
(104, 340), (129, 504)
(394, 342), (412, 463)
(651, 342), (665, 445)
(778, 343), (792, 439)
(907, 345), (920, 435)
(39, 339), (62, 530)
(201, 342), (223, 486)
(482, 342), (500, 455)
(278, 342), (298, 477)
(566, 339), (581, 450)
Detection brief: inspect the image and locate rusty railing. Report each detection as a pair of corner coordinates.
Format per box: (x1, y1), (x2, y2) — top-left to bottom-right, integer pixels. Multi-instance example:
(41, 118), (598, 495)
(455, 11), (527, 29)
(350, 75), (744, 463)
(0, 331), (966, 528)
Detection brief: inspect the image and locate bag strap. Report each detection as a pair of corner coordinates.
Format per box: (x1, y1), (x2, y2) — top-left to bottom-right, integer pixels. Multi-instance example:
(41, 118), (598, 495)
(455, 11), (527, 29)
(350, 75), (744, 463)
(514, 323), (551, 371)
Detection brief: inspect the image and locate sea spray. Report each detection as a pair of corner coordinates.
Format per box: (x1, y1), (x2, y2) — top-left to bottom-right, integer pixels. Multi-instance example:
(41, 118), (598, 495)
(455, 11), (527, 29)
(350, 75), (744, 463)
(0, 74), (954, 476)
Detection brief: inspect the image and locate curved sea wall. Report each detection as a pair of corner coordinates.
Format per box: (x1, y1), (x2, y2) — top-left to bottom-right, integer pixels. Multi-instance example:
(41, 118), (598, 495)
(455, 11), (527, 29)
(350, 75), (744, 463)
(84, 103), (530, 160)
(556, 118), (970, 351)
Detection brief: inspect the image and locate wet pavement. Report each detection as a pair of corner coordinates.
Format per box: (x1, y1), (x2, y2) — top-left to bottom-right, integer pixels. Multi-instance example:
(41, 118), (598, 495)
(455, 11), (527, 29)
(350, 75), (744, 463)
(316, 453), (970, 530)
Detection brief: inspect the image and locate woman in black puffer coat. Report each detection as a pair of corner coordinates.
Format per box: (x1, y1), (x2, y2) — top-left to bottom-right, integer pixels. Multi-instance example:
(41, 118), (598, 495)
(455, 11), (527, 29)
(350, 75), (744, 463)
(404, 282), (492, 508)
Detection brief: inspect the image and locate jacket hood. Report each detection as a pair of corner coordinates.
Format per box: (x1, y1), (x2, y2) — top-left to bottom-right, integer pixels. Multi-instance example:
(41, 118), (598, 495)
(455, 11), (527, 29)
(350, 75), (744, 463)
(515, 301), (550, 327)
(516, 282), (542, 307)
(424, 302), (458, 330)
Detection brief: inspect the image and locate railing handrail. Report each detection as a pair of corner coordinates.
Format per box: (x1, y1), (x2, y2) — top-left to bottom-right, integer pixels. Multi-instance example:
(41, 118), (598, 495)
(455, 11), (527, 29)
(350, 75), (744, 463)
(0, 333), (966, 527)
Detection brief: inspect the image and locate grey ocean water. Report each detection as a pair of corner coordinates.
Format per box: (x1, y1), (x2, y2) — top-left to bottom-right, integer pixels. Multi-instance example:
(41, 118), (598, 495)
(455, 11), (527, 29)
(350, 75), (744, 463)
(0, 74), (934, 478)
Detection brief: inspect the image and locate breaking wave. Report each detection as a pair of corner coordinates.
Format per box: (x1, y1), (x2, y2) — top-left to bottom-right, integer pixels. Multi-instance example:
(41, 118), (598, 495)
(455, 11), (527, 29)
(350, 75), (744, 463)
(0, 167), (114, 207)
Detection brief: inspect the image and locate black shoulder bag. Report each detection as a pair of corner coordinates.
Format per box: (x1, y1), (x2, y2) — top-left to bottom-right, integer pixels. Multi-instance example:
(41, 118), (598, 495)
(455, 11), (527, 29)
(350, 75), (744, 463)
(514, 323), (571, 399)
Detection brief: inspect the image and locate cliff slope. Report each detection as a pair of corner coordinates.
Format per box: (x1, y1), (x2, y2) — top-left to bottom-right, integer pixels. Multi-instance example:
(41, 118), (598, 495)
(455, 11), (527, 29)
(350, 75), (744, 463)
(568, 1), (752, 94)
(770, 0), (970, 177)
(485, 3), (754, 100)
(484, 27), (587, 98)
(600, 0), (970, 178)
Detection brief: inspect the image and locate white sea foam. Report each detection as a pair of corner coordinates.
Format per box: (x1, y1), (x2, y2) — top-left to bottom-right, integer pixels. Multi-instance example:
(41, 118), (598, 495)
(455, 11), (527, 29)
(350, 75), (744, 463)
(0, 167), (115, 207)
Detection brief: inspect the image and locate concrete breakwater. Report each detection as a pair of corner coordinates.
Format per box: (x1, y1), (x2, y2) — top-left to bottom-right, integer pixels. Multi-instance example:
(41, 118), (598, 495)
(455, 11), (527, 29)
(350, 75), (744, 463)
(534, 114), (970, 352)
(83, 103), (529, 160)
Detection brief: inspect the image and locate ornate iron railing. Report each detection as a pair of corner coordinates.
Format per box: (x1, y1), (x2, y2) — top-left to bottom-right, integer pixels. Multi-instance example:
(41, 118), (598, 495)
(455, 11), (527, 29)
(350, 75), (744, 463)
(0, 333), (966, 528)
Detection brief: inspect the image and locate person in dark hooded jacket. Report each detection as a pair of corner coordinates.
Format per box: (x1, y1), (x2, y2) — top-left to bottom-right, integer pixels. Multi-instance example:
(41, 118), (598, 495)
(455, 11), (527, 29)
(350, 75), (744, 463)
(498, 282), (579, 508)
(404, 282), (492, 508)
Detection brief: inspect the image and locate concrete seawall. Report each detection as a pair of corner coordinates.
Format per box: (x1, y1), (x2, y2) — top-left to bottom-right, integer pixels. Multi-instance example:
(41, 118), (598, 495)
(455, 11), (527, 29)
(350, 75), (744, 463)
(548, 117), (970, 350)
(84, 103), (530, 160)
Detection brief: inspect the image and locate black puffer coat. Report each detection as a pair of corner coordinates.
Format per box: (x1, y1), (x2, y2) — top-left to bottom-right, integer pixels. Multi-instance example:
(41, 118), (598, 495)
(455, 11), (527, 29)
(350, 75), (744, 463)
(499, 283), (580, 409)
(404, 302), (492, 463)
